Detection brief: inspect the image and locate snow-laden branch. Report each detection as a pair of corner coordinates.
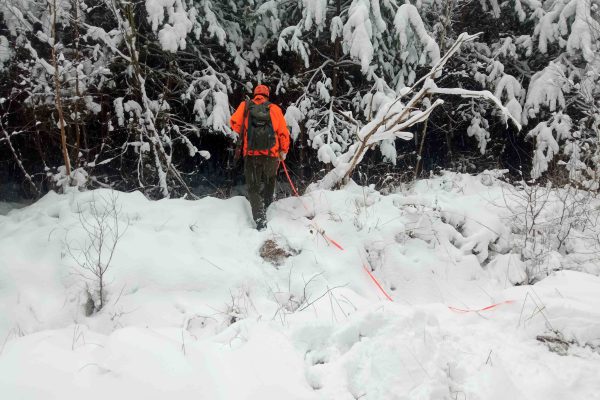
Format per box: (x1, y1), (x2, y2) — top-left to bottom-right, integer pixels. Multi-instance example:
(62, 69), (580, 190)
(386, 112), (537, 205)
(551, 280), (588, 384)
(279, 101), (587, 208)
(310, 32), (522, 192)
(426, 84), (523, 131)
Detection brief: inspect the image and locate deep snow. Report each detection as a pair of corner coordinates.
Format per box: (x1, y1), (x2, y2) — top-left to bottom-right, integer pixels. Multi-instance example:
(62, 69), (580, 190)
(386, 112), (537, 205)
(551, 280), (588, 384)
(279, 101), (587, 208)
(1, 172), (599, 399)
(0, 200), (28, 216)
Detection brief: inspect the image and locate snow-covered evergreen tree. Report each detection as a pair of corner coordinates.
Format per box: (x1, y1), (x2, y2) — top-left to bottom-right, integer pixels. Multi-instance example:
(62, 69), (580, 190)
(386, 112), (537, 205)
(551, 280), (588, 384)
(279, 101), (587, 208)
(0, 0), (598, 195)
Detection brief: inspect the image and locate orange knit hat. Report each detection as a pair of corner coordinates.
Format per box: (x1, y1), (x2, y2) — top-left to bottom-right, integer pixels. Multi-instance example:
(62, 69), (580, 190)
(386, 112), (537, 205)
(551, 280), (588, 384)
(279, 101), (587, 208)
(254, 84), (270, 98)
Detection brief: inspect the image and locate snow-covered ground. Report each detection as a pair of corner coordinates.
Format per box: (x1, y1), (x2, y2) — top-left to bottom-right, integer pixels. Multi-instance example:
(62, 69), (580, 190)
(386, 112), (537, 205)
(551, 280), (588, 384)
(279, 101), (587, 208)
(0, 201), (28, 216)
(1, 172), (599, 399)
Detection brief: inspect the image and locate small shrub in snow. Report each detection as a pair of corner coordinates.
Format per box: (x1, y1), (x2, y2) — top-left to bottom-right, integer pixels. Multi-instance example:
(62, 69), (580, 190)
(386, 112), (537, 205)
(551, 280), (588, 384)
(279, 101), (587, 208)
(503, 179), (600, 282)
(65, 191), (128, 314)
(222, 288), (252, 327)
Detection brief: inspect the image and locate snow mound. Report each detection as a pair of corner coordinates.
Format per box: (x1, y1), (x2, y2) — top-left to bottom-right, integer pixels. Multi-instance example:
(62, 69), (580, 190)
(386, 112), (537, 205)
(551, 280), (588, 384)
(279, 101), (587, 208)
(1, 172), (600, 399)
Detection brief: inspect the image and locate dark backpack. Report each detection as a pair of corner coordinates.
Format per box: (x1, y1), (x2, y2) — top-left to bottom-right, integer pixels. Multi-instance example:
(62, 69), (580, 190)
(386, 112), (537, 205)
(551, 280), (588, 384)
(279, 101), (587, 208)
(246, 101), (276, 151)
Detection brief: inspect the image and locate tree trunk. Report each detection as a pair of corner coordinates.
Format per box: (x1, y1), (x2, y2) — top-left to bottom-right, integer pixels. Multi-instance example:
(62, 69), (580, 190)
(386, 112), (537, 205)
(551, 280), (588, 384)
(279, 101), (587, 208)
(332, 0), (341, 98)
(51, 0), (71, 179)
(72, 0), (85, 166)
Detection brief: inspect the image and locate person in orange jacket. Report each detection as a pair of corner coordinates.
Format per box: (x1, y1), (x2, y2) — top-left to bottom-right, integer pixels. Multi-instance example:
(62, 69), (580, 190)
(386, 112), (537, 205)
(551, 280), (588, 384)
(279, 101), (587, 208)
(230, 84), (290, 230)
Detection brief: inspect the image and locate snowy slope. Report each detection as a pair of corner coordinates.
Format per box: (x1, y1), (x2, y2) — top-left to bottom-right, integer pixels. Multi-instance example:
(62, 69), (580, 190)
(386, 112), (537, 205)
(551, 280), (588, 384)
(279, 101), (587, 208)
(0, 201), (28, 216)
(1, 173), (599, 399)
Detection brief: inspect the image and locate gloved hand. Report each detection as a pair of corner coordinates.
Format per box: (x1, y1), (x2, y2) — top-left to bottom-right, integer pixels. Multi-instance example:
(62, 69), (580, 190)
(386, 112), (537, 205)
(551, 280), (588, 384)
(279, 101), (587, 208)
(279, 151), (287, 161)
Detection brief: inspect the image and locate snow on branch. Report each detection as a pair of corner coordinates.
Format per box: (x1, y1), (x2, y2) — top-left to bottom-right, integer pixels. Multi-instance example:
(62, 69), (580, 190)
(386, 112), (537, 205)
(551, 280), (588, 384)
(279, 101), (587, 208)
(146, 0), (194, 52)
(342, 0), (374, 73)
(278, 25), (310, 68)
(427, 84), (523, 130)
(537, 0), (600, 63)
(311, 32), (521, 191)
(393, 3), (440, 86)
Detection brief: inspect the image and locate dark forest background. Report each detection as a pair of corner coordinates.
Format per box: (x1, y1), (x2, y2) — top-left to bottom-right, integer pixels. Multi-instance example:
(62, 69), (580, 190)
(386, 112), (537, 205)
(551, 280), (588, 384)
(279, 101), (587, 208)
(0, 0), (597, 200)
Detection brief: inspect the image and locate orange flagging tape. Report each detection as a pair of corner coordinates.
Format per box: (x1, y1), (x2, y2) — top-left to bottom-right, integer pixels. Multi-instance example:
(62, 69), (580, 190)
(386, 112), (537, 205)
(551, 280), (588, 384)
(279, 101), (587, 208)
(280, 160), (342, 250)
(362, 264), (394, 302)
(447, 300), (515, 313)
(324, 235), (344, 251)
(279, 161), (517, 307)
(280, 160), (301, 198)
(280, 160), (393, 302)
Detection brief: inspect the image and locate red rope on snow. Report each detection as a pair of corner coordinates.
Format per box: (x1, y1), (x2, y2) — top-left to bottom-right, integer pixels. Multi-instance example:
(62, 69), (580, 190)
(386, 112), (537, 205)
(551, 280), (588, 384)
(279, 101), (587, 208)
(324, 235), (344, 251)
(447, 300), (515, 313)
(279, 159), (393, 302)
(362, 264), (394, 302)
(280, 159), (301, 198)
(280, 160), (516, 309)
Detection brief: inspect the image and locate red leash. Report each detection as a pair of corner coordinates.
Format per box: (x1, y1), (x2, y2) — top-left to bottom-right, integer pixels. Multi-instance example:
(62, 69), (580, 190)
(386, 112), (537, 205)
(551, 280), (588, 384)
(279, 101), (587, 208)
(280, 159), (301, 198)
(447, 300), (515, 313)
(279, 159), (393, 302)
(279, 160), (518, 311)
(362, 264), (394, 301)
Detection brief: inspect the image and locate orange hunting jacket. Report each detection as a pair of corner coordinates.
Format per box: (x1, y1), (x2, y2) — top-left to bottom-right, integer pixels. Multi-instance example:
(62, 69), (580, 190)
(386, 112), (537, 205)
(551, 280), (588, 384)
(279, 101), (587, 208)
(230, 95), (291, 158)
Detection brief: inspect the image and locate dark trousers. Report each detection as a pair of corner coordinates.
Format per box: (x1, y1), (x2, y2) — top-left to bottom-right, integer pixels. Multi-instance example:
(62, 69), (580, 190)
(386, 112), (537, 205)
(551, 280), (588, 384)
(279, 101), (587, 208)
(244, 156), (279, 224)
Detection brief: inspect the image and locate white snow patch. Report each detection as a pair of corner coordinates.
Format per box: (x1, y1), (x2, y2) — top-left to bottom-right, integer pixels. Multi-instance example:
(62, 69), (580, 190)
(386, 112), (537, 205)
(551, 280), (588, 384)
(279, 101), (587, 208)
(1, 173), (600, 399)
